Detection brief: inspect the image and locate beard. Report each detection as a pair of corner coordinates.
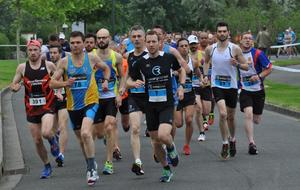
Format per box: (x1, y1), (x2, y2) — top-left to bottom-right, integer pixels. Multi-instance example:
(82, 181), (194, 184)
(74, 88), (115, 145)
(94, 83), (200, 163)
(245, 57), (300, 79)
(98, 42), (109, 49)
(219, 35), (228, 42)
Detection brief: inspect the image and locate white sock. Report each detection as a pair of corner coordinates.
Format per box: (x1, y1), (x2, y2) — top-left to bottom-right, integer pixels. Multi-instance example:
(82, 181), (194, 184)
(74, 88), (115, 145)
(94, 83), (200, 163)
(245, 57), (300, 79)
(135, 158), (142, 165)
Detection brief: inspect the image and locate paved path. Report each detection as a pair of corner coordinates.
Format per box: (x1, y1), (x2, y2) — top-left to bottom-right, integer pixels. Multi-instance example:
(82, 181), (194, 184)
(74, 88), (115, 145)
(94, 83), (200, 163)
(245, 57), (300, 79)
(1, 88), (300, 190)
(268, 63), (300, 86)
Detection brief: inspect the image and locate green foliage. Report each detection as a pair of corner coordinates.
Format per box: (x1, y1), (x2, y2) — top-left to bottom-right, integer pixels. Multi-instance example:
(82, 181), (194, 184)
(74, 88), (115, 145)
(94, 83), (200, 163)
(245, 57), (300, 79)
(0, 32), (12, 59)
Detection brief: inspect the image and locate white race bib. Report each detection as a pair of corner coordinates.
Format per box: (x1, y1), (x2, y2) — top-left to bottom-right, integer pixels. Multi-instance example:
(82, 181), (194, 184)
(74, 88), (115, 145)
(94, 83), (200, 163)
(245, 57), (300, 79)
(29, 97), (46, 106)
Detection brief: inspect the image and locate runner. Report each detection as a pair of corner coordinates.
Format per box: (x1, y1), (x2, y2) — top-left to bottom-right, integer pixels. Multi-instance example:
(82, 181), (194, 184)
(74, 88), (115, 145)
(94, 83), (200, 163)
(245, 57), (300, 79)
(189, 34), (211, 141)
(50, 31), (110, 186)
(126, 25), (148, 175)
(174, 38), (196, 155)
(84, 33), (97, 53)
(49, 44), (69, 166)
(128, 30), (186, 182)
(239, 32), (272, 155)
(94, 28), (125, 175)
(203, 22), (248, 159)
(10, 40), (61, 178)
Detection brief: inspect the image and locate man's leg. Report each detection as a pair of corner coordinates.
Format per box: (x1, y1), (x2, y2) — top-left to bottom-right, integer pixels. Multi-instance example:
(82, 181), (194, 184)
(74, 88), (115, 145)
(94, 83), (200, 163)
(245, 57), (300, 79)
(58, 108), (68, 154)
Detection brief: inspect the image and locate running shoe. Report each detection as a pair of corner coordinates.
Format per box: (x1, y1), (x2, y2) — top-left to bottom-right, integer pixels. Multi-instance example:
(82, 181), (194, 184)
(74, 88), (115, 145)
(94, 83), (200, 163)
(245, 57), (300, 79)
(131, 162), (145, 175)
(50, 138), (60, 158)
(166, 143), (179, 167)
(208, 112), (214, 125)
(55, 153), (64, 167)
(197, 132), (206, 141)
(183, 144), (191, 155)
(248, 143), (258, 155)
(102, 161), (113, 175)
(160, 168), (173, 183)
(203, 122), (209, 131)
(220, 144), (229, 160)
(40, 164), (52, 179)
(87, 169), (99, 186)
(229, 140), (236, 157)
(113, 148), (122, 160)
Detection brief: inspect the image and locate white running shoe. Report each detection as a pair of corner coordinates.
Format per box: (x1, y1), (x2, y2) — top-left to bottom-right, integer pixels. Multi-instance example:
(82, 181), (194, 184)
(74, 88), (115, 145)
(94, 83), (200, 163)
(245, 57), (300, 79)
(87, 169), (99, 186)
(197, 133), (206, 141)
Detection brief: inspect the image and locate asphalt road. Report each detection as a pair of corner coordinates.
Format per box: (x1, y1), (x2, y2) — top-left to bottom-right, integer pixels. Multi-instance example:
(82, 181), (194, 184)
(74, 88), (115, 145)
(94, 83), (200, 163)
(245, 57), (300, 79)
(3, 88), (300, 190)
(268, 64), (300, 86)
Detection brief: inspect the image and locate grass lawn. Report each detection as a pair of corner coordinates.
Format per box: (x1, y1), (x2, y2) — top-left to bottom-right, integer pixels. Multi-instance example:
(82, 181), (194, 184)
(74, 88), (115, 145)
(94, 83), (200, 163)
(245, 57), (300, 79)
(0, 60), (18, 90)
(271, 58), (300, 66)
(265, 80), (300, 112)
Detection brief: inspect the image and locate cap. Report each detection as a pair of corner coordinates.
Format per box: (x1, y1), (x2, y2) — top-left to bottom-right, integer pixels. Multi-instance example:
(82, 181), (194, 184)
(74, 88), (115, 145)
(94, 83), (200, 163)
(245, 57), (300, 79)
(188, 35), (199, 44)
(26, 40), (41, 48)
(59, 33), (65, 39)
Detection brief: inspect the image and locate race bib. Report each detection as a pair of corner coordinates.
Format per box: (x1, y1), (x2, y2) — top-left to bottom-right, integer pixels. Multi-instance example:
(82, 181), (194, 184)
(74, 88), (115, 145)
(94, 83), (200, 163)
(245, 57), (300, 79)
(192, 74), (200, 85)
(148, 84), (167, 102)
(242, 76), (259, 87)
(98, 79), (115, 92)
(29, 97), (46, 106)
(184, 82), (193, 93)
(130, 86), (145, 93)
(71, 79), (88, 90)
(54, 88), (65, 95)
(215, 75), (231, 87)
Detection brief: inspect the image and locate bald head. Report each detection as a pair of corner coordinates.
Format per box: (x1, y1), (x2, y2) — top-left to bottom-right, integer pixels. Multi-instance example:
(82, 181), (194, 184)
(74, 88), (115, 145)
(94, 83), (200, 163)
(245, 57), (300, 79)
(97, 28), (110, 37)
(96, 28), (110, 49)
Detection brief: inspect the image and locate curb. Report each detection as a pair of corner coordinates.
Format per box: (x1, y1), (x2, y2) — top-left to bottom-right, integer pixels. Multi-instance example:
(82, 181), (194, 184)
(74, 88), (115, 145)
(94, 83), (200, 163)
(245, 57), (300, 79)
(0, 87), (24, 189)
(0, 88), (3, 179)
(265, 103), (300, 119)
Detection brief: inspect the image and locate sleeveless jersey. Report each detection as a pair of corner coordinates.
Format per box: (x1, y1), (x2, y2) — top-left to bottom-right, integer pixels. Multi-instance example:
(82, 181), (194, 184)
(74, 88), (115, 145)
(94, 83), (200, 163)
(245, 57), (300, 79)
(128, 50), (148, 96)
(64, 53), (98, 110)
(95, 50), (118, 99)
(211, 42), (238, 89)
(182, 56), (194, 93)
(23, 60), (55, 116)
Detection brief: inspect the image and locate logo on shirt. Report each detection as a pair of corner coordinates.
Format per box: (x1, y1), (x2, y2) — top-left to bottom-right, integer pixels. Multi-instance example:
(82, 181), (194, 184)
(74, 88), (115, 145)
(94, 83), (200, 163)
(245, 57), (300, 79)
(40, 67), (45, 70)
(152, 66), (161, 76)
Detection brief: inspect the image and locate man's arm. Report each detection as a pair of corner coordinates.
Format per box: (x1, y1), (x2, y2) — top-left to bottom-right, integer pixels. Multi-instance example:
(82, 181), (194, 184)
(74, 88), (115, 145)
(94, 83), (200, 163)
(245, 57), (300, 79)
(50, 58), (72, 89)
(232, 46), (248, 71)
(92, 54), (111, 91)
(202, 46), (212, 85)
(169, 46), (191, 74)
(10, 63), (25, 92)
(176, 67), (186, 101)
(115, 52), (126, 95)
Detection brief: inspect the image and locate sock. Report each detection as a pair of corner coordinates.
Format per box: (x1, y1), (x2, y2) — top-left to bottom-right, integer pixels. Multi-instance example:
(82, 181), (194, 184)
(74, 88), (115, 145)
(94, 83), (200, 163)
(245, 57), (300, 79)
(48, 136), (57, 145)
(222, 141), (229, 145)
(164, 165), (171, 170)
(135, 158), (142, 165)
(45, 163), (51, 168)
(166, 143), (174, 152)
(87, 158), (95, 171)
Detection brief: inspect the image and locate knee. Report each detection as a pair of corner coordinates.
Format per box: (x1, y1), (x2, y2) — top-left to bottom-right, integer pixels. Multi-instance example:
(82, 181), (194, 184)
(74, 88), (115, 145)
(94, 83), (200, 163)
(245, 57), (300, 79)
(131, 125), (140, 136)
(105, 118), (116, 133)
(185, 116), (193, 127)
(174, 119), (183, 128)
(81, 130), (92, 141)
(253, 117), (261, 125)
(227, 113), (235, 122)
(219, 111), (227, 120)
(41, 130), (52, 140)
(33, 136), (43, 145)
(245, 111), (253, 121)
(158, 131), (168, 142)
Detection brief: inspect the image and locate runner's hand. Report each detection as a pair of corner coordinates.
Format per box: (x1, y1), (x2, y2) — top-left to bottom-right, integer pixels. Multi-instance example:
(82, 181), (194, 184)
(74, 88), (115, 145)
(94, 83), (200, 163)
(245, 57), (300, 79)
(66, 77), (75, 87)
(250, 75), (260, 82)
(102, 80), (108, 92)
(135, 80), (145, 88)
(177, 85), (184, 100)
(10, 83), (21, 92)
(115, 95), (122, 108)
